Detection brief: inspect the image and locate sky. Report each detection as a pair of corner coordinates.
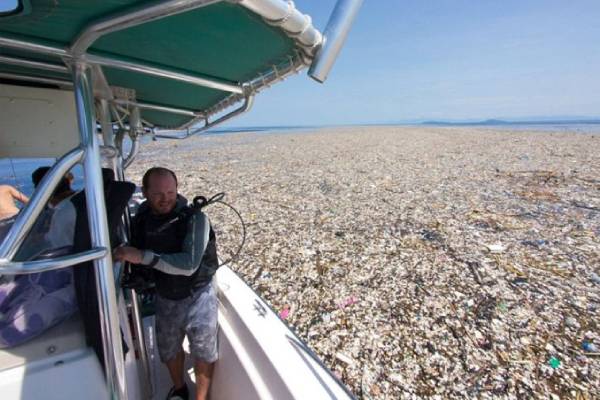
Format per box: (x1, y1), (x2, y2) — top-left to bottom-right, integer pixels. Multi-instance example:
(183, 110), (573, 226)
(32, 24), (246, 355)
(231, 0), (600, 127)
(1, 0), (598, 127)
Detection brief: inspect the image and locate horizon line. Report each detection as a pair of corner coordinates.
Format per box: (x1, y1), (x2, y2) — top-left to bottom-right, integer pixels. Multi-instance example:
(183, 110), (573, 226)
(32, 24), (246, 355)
(220, 117), (600, 131)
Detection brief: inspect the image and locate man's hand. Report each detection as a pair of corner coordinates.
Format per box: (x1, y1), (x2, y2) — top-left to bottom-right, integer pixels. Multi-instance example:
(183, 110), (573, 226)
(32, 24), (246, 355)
(113, 246), (143, 264)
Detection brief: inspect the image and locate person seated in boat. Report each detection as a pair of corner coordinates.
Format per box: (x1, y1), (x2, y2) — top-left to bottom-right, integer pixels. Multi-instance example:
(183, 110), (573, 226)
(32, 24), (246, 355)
(29, 166), (78, 251)
(0, 184), (29, 221)
(0, 170), (78, 349)
(0, 166), (134, 351)
(31, 166), (76, 207)
(114, 167), (219, 400)
(1, 167), (76, 252)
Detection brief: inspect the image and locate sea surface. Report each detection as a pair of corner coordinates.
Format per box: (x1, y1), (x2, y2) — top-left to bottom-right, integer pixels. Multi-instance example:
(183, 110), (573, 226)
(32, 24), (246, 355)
(2, 122), (599, 197)
(460, 123), (600, 134)
(0, 158), (84, 197)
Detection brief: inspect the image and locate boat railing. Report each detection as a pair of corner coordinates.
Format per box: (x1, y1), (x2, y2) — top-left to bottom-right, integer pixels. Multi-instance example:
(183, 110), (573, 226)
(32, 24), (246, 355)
(0, 248), (108, 275)
(0, 147), (83, 262)
(0, 66), (128, 399)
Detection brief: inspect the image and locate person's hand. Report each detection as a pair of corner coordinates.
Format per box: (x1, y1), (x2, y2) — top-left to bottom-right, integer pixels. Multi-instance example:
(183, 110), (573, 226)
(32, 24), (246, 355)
(113, 246), (143, 264)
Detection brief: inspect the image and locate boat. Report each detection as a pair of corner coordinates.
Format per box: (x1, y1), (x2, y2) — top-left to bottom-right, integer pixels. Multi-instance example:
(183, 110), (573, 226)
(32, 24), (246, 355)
(0, 1), (362, 399)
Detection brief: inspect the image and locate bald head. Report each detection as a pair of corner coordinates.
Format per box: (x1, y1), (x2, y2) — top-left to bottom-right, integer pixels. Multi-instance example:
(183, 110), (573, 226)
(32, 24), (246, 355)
(142, 167), (178, 215)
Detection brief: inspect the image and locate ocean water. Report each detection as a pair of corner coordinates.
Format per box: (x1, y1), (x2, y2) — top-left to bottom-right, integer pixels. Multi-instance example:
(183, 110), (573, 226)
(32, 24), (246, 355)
(207, 123), (600, 136)
(472, 123), (600, 134)
(205, 125), (322, 135)
(417, 122), (600, 134)
(0, 158), (84, 198)
(2, 123), (598, 197)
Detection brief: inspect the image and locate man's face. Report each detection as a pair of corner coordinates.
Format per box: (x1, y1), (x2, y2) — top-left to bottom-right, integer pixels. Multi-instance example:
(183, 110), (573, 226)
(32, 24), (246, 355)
(143, 173), (177, 215)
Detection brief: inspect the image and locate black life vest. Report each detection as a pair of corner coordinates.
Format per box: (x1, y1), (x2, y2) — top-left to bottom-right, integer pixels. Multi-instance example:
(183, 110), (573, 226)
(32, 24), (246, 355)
(132, 202), (218, 300)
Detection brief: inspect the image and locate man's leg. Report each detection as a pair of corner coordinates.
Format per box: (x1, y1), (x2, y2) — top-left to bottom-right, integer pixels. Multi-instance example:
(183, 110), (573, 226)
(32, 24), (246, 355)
(193, 360), (214, 400)
(166, 349), (186, 390)
(187, 283), (218, 400)
(156, 294), (188, 399)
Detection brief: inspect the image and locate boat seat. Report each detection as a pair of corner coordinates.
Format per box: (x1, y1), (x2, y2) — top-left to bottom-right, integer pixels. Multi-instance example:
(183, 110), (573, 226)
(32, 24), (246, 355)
(71, 169), (135, 366)
(0, 313), (86, 372)
(0, 311), (109, 400)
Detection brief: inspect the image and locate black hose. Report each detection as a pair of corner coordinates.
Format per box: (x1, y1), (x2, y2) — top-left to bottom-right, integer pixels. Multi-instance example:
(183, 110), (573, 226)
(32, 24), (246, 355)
(194, 193), (246, 267)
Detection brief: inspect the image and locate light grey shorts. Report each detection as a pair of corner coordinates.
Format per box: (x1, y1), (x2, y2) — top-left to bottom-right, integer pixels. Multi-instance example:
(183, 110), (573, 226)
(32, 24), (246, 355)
(155, 281), (218, 363)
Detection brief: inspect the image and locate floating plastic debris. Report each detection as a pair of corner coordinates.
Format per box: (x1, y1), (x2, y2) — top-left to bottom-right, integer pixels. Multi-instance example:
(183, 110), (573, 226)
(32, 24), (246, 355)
(564, 317), (579, 329)
(279, 307), (290, 320)
(335, 352), (355, 366)
(511, 277), (528, 287)
(549, 357), (561, 369)
(485, 243), (505, 253)
(337, 295), (358, 309)
(582, 342), (598, 353)
(521, 239), (547, 248)
(128, 127), (600, 399)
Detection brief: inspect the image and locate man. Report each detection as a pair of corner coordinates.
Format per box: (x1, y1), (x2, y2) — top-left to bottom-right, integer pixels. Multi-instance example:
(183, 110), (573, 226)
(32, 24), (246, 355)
(114, 167), (219, 400)
(0, 184), (29, 220)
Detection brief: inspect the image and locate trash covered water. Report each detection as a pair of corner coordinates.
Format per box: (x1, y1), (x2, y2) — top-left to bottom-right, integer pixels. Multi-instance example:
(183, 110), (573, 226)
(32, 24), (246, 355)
(129, 126), (600, 399)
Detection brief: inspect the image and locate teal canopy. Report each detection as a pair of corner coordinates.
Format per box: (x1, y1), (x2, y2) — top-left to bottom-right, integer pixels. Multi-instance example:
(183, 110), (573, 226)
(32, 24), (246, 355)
(0, 0), (321, 128)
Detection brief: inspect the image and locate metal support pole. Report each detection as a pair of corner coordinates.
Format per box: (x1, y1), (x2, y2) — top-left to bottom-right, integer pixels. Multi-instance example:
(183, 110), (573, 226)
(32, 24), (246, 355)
(122, 107), (141, 169)
(308, 0), (363, 83)
(127, 287), (153, 399)
(106, 102), (153, 399)
(72, 62), (127, 400)
(99, 99), (119, 173)
(99, 99), (114, 146)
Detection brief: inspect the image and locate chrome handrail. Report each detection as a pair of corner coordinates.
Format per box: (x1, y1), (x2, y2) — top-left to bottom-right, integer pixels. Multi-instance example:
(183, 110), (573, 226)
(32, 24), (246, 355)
(154, 95), (254, 139)
(190, 94), (254, 135)
(0, 54), (68, 73)
(73, 62), (127, 400)
(113, 99), (201, 117)
(0, 247), (108, 275)
(157, 52), (306, 135)
(0, 147), (84, 261)
(0, 72), (73, 87)
(0, 35), (67, 57)
(0, 36), (243, 95)
(86, 54), (243, 94)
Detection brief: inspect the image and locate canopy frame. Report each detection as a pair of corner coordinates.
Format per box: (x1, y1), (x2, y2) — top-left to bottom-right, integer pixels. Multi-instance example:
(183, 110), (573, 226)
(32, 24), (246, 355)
(0, 0), (324, 134)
